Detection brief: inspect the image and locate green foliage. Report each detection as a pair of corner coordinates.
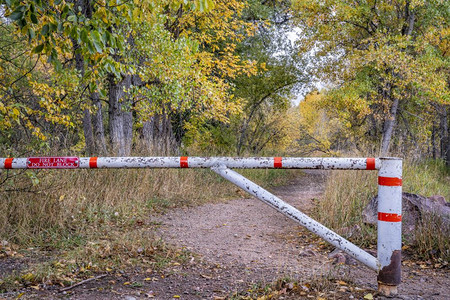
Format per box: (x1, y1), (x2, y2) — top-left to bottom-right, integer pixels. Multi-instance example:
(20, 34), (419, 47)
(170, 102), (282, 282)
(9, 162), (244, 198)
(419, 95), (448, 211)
(0, 0), (262, 155)
(292, 0), (450, 155)
(188, 0), (307, 155)
(0, 20), (78, 150)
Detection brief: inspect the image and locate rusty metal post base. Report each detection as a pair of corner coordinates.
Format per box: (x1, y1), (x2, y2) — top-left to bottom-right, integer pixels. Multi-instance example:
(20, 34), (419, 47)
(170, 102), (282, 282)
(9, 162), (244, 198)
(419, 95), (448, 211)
(378, 283), (398, 296)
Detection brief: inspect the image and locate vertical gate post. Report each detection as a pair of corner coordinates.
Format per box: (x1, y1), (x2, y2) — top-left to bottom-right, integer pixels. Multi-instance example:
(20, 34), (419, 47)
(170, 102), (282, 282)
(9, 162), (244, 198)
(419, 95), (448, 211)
(377, 157), (402, 296)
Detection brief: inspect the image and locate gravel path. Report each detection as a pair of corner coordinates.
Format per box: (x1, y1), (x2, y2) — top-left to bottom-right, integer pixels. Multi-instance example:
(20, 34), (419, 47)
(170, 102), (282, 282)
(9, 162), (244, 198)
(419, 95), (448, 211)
(156, 170), (328, 276)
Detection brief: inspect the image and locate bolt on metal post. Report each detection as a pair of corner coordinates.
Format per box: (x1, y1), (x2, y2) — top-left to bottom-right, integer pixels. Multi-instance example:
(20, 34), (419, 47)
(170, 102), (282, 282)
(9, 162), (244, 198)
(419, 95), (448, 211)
(377, 157), (402, 296)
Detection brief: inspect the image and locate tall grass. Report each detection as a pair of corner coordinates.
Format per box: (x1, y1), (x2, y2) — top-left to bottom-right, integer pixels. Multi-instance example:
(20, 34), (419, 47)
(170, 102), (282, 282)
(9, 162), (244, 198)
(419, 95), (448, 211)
(403, 159), (449, 200)
(315, 170), (378, 248)
(1, 167), (294, 245)
(0, 166), (296, 285)
(315, 159), (450, 261)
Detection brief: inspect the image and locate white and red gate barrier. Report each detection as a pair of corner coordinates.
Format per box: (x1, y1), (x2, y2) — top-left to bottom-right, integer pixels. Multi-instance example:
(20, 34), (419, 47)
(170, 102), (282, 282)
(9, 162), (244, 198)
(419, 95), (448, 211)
(0, 156), (402, 295)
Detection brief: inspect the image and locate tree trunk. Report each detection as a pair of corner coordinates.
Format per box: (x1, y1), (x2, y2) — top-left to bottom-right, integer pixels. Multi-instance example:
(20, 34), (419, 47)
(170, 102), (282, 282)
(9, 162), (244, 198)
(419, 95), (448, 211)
(82, 108), (95, 155)
(161, 111), (169, 155)
(443, 104), (450, 167)
(142, 118), (154, 153)
(153, 113), (161, 154)
(447, 119), (450, 168)
(432, 124), (437, 159)
(381, 97), (400, 156)
(123, 111), (133, 155)
(122, 75), (135, 155)
(164, 113), (175, 154)
(71, 0), (97, 155)
(108, 74), (126, 156)
(439, 104), (448, 162)
(237, 120), (248, 156)
(91, 92), (107, 155)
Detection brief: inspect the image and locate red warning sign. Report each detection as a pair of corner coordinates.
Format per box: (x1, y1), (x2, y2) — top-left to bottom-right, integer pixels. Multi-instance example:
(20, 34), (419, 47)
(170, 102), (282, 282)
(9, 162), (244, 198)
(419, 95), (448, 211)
(27, 157), (79, 169)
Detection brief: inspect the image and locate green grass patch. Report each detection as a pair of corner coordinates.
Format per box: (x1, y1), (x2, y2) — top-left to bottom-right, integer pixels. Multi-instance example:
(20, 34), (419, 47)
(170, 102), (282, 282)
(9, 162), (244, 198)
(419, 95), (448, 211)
(403, 159), (449, 200)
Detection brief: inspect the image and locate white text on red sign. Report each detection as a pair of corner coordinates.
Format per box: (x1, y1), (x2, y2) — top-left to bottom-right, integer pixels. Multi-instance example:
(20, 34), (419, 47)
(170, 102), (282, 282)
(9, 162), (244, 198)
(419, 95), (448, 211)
(26, 157), (79, 169)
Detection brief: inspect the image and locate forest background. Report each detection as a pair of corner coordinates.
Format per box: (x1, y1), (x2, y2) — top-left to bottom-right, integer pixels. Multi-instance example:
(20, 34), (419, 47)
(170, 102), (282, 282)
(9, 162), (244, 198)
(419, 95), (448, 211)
(0, 0), (449, 294)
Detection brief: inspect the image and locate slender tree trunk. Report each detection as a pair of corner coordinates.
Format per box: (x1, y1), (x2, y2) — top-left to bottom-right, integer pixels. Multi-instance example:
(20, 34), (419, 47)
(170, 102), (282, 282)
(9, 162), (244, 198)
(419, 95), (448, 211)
(439, 105), (448, 159)
(432, 124), (437, 159)
(91, 92), (107, 155)
(237, 120), (248, 156)
(153, 113), (161, 154)
(83, 109), (95, 155)
(447, 117), (450, 168)
(164, 113), (176, 154)
(381, 97), (400, 156)
(108, 74), (125, 155)
(142, 118), (154, 153)
(72, 0), (97, 155)
(123, 110), (133, 155)
(75, 50), (96, 155)
(161, 111), (169, 155)
(442, 104), (450, 167)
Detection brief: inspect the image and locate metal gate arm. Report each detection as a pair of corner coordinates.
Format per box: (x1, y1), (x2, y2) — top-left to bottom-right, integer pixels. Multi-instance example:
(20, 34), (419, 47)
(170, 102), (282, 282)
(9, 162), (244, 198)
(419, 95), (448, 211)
(211, 164), (379, 271)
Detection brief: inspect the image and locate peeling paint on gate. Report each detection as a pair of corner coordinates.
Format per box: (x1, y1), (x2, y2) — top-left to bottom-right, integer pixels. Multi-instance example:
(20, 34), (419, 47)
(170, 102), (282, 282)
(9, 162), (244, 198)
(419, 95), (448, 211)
(0, 157), (380, 170)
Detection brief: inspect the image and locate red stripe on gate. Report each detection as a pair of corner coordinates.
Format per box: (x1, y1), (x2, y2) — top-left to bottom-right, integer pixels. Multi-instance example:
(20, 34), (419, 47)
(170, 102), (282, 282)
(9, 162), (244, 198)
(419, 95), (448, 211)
(378, 212), (402, 222)
(89, 157), (98, 168)
(4, 158), (13, 169)
(366, 158), (376, 170)
(378, 176), (402, 186)
(274, 157), (282, 168)
(180, 156), (188, 168)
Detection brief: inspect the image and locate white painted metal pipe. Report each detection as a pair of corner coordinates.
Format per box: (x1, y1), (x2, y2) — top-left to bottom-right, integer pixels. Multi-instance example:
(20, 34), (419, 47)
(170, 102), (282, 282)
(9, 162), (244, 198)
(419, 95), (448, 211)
(211, 164), (379, 271)
(0, 157), (380, 170)
(377, 158), (402, 294)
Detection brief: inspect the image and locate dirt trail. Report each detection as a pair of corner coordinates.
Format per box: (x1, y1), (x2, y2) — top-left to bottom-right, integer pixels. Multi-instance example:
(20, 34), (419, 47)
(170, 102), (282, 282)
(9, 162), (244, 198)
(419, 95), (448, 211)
(156, 170), (328, 275)
(3, 171), (449, 299)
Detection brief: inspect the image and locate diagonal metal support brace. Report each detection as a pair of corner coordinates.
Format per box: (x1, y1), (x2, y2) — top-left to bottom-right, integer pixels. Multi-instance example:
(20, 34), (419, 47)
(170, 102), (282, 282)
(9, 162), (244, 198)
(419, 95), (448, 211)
(211, 165), (379, 271)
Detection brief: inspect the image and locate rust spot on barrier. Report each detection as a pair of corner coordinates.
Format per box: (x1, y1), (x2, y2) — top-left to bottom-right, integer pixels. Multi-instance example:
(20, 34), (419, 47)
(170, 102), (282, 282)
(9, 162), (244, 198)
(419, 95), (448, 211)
(378, 250), (401, 286)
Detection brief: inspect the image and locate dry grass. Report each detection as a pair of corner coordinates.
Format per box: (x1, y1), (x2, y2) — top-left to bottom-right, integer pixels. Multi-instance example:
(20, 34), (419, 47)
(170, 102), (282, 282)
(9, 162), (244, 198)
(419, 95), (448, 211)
(0, 169), (223, 245)
(0, 165), (295, 286)
(405, 160), (450, 261)
(0, 167), (292, 245)
(414, 213), (450, 261)
(315, 170), (378, 248)
(403, 159), (450, 200)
